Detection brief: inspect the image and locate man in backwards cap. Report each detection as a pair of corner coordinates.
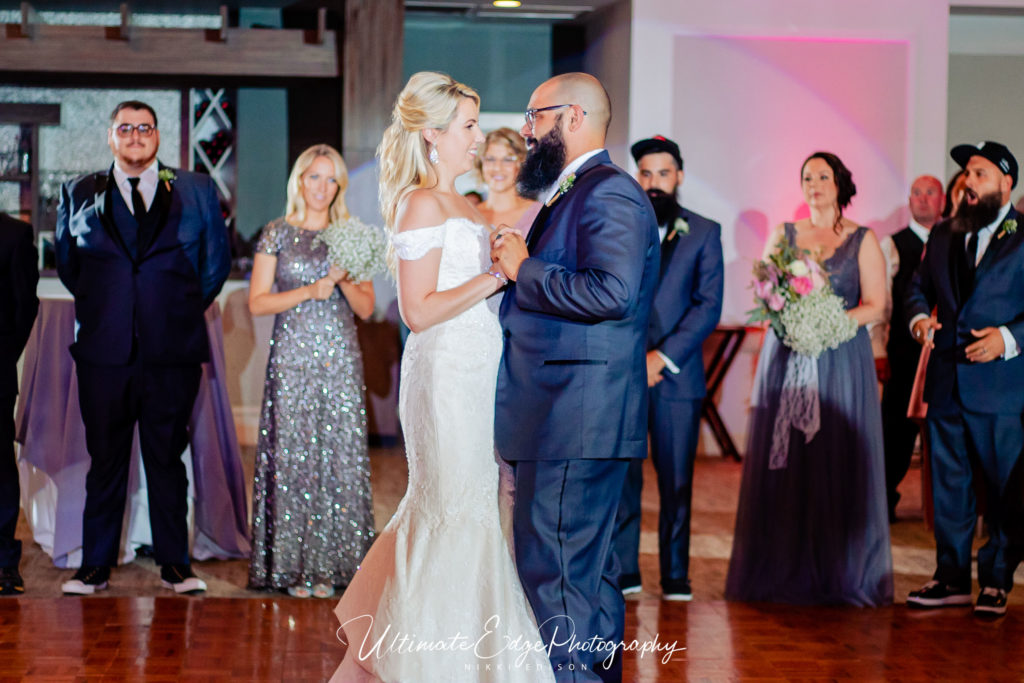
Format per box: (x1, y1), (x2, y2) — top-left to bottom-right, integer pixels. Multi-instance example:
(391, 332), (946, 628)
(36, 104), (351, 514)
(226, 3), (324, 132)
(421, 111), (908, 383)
(905, 141), (1024, 618)
(611, 136), (723, 601)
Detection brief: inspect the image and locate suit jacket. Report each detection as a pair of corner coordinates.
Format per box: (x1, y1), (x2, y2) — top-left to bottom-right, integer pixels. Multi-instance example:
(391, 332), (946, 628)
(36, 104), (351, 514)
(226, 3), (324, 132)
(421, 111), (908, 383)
(0, 213), (39, 397)
(495, 150), (660, 461)
(887, 226), (926, 366)
(648, 205), (723, 399)
(55, 163), (230, 366)
(905, 207), (1024, 413)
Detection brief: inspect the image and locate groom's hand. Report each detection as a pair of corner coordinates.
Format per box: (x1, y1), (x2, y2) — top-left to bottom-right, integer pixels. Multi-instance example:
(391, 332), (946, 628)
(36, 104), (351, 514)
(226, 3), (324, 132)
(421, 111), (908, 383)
(490, 227), (528, 282)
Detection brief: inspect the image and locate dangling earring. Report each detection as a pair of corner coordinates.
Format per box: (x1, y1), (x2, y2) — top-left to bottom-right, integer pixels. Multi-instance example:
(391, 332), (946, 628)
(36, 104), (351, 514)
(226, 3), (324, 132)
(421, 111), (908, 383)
(429, 144), (440, 165)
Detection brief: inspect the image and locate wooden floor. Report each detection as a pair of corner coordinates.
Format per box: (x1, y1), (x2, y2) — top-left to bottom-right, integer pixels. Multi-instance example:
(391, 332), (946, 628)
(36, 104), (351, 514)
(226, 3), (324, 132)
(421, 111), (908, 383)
(2, 449), (1022, 681)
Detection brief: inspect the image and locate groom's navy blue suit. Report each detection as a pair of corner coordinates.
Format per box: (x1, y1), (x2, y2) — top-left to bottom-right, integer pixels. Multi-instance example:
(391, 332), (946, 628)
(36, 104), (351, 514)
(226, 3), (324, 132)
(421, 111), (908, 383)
(56, 164), (230, 567)
(905, 207), (1024, 592)
(496, 150), (659, 682)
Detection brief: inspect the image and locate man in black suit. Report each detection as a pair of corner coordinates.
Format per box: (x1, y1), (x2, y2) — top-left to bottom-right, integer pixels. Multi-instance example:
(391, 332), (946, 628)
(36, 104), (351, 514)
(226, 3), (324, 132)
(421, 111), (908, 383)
(612, 136), (723, 601)
(0, 213), (39, 596)
(905, 141), (1024, 618)
(879, 175), (944, 520)
(55, 101), (230, 595)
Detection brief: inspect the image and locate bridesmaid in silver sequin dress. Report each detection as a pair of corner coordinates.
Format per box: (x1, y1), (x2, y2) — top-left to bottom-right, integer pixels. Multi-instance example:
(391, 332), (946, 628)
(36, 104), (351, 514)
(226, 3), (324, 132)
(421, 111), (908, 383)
(247, 144), (376, 599)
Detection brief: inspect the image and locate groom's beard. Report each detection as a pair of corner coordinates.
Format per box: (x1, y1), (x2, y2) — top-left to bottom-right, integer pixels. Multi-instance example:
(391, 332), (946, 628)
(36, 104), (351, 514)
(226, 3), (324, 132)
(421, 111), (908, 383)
(951, 188), (1003, 234)
(517, 116), (568, 197)
(646, 188), (679, 226)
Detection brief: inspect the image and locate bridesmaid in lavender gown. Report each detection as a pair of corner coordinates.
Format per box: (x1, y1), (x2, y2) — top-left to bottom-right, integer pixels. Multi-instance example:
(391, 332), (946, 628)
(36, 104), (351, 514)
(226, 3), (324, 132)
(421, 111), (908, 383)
(726, 152), (894, 606)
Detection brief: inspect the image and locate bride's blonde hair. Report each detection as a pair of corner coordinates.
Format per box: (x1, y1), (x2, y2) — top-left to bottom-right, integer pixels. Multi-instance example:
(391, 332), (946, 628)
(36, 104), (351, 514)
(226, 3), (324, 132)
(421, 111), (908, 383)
(377, 71), (480, 231)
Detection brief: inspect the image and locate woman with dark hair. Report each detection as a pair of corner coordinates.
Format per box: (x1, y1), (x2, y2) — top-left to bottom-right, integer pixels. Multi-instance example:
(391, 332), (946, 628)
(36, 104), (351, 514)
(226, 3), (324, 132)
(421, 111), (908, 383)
(944, 169), (968, 218)
(726, 151), (894, 606)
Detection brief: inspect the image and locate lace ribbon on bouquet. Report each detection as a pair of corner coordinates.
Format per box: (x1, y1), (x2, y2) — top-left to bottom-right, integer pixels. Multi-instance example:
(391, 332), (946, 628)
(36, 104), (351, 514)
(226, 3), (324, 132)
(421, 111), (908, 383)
(769, 352), (820, 469)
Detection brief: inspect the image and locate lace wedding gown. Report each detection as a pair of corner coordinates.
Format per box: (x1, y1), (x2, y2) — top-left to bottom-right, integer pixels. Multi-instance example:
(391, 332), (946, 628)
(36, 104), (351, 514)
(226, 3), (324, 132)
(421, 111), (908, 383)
(331, 218), (555, 683)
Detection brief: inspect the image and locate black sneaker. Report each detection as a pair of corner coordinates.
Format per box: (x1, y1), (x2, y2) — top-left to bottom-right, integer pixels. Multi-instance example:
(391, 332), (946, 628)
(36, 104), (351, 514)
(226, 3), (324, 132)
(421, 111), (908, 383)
(974, 587), (1008, 618)
(0, 566), (24, 595)
(662, 578), (693, 602)
(906, 580), (971, 608)
(160, 564), (207, 594)
(619, 572), (642, 596)
(62, 565), (110, 595)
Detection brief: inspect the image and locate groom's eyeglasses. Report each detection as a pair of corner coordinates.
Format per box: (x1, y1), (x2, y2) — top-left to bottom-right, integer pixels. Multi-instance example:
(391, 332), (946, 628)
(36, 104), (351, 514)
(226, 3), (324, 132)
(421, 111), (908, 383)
(524, 104), (587, 134)
(112, 123), (157, 138)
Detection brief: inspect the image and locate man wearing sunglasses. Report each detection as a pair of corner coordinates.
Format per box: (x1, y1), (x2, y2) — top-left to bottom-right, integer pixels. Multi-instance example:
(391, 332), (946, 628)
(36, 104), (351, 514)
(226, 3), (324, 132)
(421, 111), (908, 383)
(55, 100), (230, 596)
(492, 73), (660, 682)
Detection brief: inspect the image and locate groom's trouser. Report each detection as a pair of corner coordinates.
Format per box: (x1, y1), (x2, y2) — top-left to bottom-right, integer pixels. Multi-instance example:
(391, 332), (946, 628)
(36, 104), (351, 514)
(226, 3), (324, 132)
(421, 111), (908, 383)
(927, 404), (1024, 591)
(513, 458), (630, 683)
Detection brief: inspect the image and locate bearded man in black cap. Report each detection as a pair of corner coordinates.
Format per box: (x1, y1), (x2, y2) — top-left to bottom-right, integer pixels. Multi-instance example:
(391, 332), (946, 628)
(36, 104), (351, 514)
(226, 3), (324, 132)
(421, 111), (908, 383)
(611, 135), (723, 600)
(905, 141), (1024, 619)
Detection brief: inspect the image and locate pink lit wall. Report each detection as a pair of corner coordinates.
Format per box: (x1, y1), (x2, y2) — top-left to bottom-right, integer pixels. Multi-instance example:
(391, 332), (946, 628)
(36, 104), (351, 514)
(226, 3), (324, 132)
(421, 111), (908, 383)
(628, 0), (950, 452)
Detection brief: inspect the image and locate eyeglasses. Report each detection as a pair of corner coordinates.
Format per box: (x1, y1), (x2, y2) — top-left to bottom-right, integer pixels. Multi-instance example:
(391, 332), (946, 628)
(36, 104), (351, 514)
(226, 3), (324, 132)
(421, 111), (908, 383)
(524, 104), (587, 134)
(112, 123), (157, 138)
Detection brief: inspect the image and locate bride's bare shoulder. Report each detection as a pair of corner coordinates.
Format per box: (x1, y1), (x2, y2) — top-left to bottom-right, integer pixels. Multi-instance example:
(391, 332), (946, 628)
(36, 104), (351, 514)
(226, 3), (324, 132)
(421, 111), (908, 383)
(396, 189), (448, 233)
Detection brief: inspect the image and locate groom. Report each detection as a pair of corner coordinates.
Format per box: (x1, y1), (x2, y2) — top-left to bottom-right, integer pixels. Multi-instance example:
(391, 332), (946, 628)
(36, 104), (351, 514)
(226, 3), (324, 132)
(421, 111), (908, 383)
(491, 73), (659, 682)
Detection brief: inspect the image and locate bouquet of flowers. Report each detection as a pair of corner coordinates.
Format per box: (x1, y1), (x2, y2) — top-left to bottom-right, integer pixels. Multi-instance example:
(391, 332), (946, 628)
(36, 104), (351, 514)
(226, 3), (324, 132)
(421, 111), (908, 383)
(312, 215), (388, 283)
(747, 236), (857, 358)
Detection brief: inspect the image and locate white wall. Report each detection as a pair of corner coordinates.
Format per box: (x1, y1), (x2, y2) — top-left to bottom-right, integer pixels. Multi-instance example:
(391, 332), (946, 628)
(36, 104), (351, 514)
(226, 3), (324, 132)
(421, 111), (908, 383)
(629, 0), (950, 452)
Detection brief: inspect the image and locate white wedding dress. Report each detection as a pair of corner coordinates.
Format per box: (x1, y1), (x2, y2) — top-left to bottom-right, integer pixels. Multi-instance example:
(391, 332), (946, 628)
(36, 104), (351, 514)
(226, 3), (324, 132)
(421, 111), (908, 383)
(331, 218), (555, 683)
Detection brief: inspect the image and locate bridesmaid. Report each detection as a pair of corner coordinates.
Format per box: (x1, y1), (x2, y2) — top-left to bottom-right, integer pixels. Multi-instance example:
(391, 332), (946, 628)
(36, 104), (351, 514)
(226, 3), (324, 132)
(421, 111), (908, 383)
(726, 152), (894, 606)
(474, 127), (541, 234)
(247, 144), (375, 599)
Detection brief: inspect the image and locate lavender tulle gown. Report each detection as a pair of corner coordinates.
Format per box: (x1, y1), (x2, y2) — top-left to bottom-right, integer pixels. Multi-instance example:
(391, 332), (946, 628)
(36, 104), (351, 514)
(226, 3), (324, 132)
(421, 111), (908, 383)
(726, 224), (893, 606)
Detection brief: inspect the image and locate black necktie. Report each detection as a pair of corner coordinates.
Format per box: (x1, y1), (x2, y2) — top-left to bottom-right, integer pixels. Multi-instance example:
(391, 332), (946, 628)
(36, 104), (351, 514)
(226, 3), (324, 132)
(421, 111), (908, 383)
(127, 177), (147, 219)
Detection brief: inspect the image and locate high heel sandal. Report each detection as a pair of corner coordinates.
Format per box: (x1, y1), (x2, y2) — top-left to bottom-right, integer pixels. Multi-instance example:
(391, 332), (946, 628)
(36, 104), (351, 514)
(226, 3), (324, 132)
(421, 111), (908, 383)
(312, 583), (335, 599)
(287, 584), (312, 598)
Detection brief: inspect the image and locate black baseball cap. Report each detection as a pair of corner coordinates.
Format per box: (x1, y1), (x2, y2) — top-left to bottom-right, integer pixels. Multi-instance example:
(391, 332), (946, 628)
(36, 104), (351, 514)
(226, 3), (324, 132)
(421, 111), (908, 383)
(950, 141), (1018, 189)
(631, 135), (683, 170)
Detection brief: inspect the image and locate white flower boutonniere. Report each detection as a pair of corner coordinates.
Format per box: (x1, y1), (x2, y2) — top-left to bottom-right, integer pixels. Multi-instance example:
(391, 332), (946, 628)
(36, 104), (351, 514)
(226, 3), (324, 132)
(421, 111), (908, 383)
(998, 218), (1018, 239)
(546, 173), (576, 207)
(666, 216), (689, 241)
(158, 168), (177, 192)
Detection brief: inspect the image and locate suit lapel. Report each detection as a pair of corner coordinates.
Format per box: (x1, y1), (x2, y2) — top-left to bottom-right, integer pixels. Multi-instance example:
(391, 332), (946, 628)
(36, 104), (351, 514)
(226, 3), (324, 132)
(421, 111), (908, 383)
(94, 167), (135, 264)
(975, 207), (1020, 276)
(525, 151), (610, 252)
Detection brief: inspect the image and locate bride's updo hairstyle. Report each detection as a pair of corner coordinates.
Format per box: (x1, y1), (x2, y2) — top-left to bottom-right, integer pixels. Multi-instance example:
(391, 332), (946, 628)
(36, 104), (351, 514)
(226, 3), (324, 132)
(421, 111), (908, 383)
(378, 71), (480, 230)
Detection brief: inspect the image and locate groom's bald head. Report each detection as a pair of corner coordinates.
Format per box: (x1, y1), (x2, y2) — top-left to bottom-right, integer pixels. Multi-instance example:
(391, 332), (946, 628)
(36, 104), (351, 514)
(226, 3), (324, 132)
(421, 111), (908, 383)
(543, 72), (611, 136)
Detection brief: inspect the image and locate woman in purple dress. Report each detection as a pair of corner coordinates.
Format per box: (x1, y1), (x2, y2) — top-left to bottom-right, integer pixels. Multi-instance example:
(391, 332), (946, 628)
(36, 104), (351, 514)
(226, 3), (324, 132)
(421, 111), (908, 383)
(726, 152), (894, 606)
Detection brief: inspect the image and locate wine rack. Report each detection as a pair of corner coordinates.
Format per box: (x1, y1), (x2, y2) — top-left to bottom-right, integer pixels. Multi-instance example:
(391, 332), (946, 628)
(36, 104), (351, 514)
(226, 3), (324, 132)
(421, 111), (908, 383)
(188, 88), (236, 227)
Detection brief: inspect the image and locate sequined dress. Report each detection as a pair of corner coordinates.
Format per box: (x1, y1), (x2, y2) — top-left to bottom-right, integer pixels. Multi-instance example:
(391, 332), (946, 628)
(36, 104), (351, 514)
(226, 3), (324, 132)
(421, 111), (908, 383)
(248, 218), (375, 591)
(331, 218), (554, 683)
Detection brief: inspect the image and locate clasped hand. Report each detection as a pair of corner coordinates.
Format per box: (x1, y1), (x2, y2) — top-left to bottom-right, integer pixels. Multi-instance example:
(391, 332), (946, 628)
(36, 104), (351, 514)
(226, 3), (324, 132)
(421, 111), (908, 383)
(308, 266), (348, 300)
(489, 226), (528, 282)
(911, 317), (1004, 363)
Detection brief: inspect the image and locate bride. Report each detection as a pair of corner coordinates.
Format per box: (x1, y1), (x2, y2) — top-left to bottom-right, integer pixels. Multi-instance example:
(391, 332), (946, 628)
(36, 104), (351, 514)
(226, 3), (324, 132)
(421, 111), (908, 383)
(330, 72), (555, 683)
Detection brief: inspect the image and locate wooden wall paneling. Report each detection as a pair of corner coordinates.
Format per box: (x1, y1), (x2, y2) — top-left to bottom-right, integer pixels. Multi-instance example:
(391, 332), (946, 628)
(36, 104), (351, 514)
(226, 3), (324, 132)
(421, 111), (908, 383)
(342, 0), (404, 169)
(0, 24), (338, 78)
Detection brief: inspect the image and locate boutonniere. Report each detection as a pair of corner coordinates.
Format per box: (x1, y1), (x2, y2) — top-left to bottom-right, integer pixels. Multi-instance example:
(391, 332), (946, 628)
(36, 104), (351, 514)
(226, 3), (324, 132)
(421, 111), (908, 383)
(997, 218), (1018, 239)
(546, 173), (576, 207)
(666, 216), (690, 241)
(158, 168), (177, 192)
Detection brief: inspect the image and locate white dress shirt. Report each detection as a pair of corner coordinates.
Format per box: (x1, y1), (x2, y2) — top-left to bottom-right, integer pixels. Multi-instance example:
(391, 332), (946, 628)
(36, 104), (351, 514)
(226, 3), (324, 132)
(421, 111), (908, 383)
(541, 148), (604, 205)
(909, 201), (1018, 359)
(112, 159), (159, 215)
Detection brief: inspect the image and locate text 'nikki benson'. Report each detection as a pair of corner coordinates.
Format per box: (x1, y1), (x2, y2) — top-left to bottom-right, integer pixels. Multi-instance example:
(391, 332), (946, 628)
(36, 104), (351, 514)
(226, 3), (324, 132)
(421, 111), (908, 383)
(337, 614), (686, 670)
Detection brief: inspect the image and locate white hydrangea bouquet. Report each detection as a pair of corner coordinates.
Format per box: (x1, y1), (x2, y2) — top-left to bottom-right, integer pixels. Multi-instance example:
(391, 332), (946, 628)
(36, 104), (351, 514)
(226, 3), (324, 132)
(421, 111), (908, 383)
(747, 236), (859, 469)
(312, 215), (388, 283)
(747, 236), (857, 358)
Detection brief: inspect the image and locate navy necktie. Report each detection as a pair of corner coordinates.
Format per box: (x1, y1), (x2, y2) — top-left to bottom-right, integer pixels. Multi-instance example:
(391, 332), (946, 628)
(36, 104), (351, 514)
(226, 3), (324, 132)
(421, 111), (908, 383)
(967, 231), (979, 272)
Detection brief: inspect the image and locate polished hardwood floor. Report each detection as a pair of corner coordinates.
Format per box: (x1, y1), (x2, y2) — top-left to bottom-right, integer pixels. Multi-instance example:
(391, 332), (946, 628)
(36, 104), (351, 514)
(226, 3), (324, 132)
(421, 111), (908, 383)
(2, 448), (1022, 681)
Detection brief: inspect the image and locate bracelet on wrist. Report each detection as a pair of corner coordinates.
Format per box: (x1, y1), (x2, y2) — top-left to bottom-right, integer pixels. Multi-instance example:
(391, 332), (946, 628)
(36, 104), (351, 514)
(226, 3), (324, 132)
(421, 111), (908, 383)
(487, 269), (509, 286)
